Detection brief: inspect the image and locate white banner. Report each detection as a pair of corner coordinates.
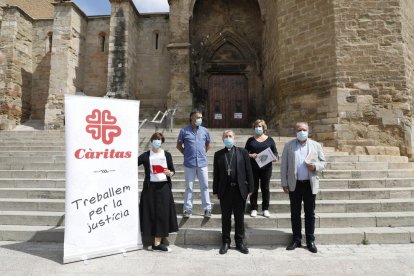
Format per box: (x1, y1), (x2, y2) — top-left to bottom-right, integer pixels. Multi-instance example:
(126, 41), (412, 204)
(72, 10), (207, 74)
(64, 95), (142, 263)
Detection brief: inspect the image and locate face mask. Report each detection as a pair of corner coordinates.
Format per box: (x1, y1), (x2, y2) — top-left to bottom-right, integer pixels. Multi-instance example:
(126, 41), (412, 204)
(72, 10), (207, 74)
(151, 140), (162, 148)
(255, 127), (263, 135)
(297, 130), (308, 142)
(223, 138), (234, 148)
(195, 118), (202, 126)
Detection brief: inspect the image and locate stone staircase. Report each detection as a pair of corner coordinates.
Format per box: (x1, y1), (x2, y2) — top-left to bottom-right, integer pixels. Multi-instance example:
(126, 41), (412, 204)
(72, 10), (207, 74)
(0, 129), (413, 245)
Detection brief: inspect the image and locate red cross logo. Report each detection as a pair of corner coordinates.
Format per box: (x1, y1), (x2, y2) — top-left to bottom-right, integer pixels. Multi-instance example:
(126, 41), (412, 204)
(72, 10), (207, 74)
(85, 109), (121, 145)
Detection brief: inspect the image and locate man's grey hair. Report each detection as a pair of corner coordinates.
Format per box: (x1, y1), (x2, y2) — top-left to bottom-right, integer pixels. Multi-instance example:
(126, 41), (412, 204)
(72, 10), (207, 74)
(296, 122), (309, 130)
(222, 129), (235, 137)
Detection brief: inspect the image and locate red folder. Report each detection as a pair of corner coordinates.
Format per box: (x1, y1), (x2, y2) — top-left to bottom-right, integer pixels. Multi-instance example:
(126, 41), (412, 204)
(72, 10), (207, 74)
(152, 165), (166, 174)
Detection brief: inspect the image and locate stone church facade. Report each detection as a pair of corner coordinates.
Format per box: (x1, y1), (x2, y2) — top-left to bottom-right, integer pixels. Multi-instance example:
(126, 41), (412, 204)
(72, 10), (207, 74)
(0, 0), (414, 156)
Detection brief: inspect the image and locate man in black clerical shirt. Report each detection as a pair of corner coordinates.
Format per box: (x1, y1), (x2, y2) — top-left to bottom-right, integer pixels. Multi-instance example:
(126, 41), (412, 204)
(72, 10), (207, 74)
(213, 130), (254, 254)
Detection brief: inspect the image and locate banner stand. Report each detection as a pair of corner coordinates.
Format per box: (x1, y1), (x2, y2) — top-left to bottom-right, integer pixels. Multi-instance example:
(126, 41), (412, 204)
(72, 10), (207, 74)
(64, 245), (142, 264)
(64, 95), (142, 264)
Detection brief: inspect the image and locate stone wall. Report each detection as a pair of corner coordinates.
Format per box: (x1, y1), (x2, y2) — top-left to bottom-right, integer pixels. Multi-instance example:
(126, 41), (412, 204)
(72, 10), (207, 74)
(266, 0), (337, 137)
(83, 17), (110, 97)
(0, 7), (33, 129)
(135, 14), (170, 120)
(31, 19), (53, 120)
(333, 0), (408, 155)
(401, 0), (414, 156)
(261, 1), (278, 129)
(44, 2), (87, 128)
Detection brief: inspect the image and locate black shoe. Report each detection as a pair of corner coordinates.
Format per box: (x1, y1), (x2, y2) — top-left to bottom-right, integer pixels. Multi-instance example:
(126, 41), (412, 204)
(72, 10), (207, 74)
(307, 241), (318, 253)
(150, 243), (171, 252)
(286, 241), (302, 250)
(236, 243), (249, 254)
(219, 243), (229, 254)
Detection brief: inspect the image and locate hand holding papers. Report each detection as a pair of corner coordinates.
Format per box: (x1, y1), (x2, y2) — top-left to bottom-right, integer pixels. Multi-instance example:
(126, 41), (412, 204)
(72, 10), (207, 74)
(255, 147), (277, 168)
(305, 151), (319, 171)
(305, 151), (319, 165)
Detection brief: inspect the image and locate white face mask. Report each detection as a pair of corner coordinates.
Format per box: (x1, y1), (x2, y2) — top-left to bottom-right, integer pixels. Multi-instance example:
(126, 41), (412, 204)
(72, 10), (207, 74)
(255, 127), (263, 135)
(195, 118), (202, 126)
(151, 140), (162, 148)
(223, 138), (234, 148)
(297, 130), (308, 142)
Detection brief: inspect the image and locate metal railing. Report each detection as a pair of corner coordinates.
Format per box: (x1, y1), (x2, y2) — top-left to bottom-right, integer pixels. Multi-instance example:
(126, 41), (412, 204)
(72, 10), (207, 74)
(138, 119), (148, 131)
(139, 108), (177, 132)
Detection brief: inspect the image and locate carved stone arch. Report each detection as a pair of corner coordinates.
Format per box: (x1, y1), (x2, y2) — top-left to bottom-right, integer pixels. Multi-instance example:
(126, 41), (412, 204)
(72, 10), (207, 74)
(200, 29), (260, 71)
(189, 0), (266, 21)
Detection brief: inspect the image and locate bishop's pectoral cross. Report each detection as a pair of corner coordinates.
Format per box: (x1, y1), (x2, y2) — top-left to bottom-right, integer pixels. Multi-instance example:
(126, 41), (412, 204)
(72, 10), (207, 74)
(225, 149), (235, 176)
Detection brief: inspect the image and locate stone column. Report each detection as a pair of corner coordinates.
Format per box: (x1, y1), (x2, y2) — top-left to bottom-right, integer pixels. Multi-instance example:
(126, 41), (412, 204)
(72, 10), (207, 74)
(106, 0), (137, 99)
(0, 7), (33, 130)
(167, 0), (192, 125)
(44, 1), (87, 129)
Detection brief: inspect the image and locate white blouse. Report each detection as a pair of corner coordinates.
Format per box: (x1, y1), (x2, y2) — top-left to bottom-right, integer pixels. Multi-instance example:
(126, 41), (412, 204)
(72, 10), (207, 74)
(149, 149), (168, 182)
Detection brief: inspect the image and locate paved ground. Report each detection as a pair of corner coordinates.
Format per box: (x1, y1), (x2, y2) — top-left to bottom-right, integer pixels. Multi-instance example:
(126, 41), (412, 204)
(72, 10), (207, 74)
(0, 242), (413, 275)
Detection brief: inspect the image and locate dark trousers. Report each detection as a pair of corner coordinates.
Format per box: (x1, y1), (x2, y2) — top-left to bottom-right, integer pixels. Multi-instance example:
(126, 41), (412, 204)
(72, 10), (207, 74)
(288, 180), (316, 243)
(250, 167), (272, 211)
(220, 185), (246, 245)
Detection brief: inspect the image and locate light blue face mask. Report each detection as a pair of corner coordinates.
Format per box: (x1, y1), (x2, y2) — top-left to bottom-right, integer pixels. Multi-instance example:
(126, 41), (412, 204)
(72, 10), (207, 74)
(195, 118), (202, 126)
(255, 127), (263, 135)
(223, 138), (234, 148)
(151, 139), (162, 148)
(296, 130), (308, 142)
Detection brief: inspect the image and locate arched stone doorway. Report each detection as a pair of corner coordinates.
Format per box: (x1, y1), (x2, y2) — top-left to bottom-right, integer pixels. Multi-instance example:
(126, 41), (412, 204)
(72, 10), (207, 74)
(189, 0), (263, 128)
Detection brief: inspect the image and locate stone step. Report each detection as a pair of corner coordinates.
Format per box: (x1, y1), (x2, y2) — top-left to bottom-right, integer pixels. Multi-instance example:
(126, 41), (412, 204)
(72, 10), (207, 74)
(1, 198), (413, 213)
(2, 161), (414, 172)
(0, 149), (346, 157)
(1, 161), (413, 171)
(0, 187), (413, 201)
(1, 211), (413, 229)
(1, 168), (414, 179)
(1, 178), (414, 189)
(0, 225), (413, 244)
(0, 188), (65, 199)
(0, 154), (407, 166)
(0, 211), (65, 226)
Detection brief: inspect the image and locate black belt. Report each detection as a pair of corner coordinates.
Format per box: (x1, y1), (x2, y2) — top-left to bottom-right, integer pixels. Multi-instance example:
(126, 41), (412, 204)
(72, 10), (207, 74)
(297, 180), (310, 184)
(229, 182), (237, 187)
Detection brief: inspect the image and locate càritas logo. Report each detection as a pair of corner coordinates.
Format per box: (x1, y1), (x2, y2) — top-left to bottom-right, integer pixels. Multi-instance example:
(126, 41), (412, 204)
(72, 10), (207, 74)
(85, 109), (121, 145)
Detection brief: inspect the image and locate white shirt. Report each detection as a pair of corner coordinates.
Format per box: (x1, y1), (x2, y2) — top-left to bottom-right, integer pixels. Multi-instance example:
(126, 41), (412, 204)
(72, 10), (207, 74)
(149, 149), (168, 182)
(295, 140), (310, 181)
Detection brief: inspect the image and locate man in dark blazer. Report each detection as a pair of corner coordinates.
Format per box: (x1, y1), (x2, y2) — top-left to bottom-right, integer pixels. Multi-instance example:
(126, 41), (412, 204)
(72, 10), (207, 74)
(213, 130), (254, 254)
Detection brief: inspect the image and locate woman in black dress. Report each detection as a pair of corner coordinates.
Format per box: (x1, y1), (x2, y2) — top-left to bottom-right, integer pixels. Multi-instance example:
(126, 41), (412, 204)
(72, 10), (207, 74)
(245, 120), (278, 218)
(138, 132), (178, 252)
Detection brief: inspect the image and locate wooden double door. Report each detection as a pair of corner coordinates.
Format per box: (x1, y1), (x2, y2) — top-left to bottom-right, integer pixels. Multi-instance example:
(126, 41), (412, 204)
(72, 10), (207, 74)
(208, 74), (249, 128)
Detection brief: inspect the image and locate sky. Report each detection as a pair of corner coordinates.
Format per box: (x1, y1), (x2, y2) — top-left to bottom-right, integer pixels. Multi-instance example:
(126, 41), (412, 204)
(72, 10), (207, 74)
(73, 0), (169, 15)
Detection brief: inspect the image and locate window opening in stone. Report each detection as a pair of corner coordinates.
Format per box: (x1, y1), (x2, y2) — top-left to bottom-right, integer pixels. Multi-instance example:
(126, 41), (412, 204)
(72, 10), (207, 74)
(47, 32), (53, 52)
(99, 33), (106, 52)
(155, 33), (159, 50)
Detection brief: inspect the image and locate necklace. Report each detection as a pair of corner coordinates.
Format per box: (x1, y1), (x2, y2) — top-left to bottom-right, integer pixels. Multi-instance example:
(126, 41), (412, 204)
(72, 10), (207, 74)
(224, 148), (235, 176)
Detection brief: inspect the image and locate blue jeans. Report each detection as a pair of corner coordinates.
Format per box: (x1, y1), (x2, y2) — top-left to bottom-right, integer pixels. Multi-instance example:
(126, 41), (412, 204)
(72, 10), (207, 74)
(183, 166), (211, 211)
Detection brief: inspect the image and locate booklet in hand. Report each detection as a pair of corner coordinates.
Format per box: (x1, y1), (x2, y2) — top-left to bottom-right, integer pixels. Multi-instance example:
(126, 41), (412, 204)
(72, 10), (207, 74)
(255, 147), (277, 168)
(305, 151), (319, 165)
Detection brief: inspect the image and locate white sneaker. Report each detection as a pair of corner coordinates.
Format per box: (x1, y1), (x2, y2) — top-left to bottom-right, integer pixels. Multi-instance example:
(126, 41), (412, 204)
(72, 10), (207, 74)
(250, 210), (257, 217)
(263, 210), (270, 218)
